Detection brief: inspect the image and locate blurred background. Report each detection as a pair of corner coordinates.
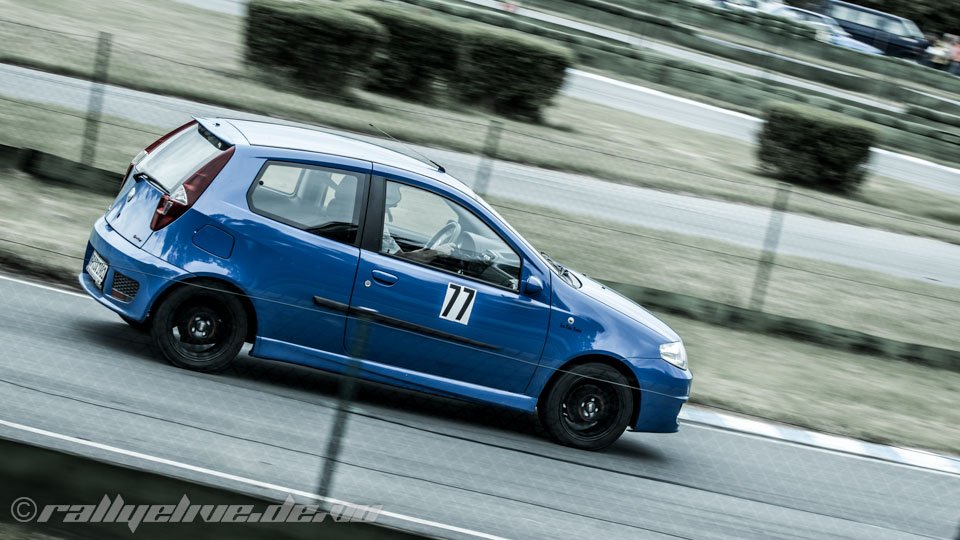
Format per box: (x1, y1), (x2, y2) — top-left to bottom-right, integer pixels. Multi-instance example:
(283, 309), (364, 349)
(0, 0), (958, 539)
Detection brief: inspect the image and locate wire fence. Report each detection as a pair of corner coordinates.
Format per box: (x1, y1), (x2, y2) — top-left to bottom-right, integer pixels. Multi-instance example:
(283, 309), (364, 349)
(1, 12), (960, 539)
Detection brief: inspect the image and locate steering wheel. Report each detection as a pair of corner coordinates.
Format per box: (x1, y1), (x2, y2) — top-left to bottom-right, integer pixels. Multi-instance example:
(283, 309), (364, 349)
(426, 221), (461, 250)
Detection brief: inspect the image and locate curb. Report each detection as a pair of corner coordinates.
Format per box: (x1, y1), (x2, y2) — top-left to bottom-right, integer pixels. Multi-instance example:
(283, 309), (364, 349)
(679, 405), (960, 475)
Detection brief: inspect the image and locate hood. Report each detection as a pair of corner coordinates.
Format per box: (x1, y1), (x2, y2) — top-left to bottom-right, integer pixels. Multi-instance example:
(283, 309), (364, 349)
(834, 35), (882, 55)
(575, 273), (680, 343)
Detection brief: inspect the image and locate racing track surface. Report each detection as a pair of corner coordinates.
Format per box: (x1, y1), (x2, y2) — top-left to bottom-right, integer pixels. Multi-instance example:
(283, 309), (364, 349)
(3, 65), (960, 287)
(1, 277), (958, 539)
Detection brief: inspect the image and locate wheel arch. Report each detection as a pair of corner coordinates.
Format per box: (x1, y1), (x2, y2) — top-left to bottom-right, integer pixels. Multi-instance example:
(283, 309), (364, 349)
(537, 354), (642, 426)
(148, 276), (258, 343)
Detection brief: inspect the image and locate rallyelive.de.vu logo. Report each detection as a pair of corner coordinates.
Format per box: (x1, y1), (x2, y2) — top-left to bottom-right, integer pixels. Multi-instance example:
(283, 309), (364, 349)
(10, 494), (381, 532)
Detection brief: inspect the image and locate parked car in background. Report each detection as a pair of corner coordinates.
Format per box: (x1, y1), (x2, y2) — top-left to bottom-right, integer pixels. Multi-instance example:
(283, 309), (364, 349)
(688, 0), (727, 8)
(817, 0), (927, 59)
(688, 0), (784, 11)
(768, 6), (882, 55)
(724, 0), (783, 13)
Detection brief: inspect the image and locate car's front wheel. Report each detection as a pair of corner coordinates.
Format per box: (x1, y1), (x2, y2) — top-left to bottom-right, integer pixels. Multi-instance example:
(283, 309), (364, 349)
(150, 283), (247, 372)
(539, 363), (634, 450)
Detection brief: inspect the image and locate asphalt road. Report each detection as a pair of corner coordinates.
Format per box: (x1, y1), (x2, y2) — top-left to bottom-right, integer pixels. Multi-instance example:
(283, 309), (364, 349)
(3, 64), (960, 288)
(1, 277), (957, 539)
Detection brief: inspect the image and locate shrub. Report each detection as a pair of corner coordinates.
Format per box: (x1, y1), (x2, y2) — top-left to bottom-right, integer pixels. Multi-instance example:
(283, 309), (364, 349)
(757, 103), (877, 192)
(351, 4), (463, 101)
(245, 0), (386, 95)
(453, 26), (574, 120)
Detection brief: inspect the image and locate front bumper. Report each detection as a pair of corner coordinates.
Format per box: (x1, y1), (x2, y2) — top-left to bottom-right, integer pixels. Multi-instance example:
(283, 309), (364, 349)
(79, 216), (186, 322)
(626, 357), (692, 433)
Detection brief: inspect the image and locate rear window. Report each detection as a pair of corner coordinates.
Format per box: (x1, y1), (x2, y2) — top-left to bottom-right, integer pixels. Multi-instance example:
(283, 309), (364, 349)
(137, 125), (223, 192)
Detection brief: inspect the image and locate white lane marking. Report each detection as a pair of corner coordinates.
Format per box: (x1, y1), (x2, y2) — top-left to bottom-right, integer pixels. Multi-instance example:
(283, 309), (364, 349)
(686, 422), (960, 477)
(873, 147), (960, 175)
(0, 418), (509, 540)
(892, 447), (960, 472)
(569, 68), (761, 122)
(806, 431), (869, 455)
(714, 414), (783, 439)
(682, 412), (960, 476)
(0, 274), (89, 299)
(5, 272), (959, 476)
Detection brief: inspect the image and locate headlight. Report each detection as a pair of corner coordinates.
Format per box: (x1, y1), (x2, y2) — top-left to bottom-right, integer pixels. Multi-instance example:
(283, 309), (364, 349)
(659, 342), (688, 370)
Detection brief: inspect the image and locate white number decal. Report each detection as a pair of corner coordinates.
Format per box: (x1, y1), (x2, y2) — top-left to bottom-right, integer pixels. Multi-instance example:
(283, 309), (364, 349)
(440, 283), (477, 325)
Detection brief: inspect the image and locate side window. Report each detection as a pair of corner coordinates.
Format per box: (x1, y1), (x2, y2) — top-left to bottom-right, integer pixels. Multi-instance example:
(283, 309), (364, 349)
(830, 5), (855, 23)
(863, 13), (884, 29)
(832, 6), (878, 28)
(880, 18), (907, 37)
(249, 162), (365, 245)
(381, 181), (522, 291)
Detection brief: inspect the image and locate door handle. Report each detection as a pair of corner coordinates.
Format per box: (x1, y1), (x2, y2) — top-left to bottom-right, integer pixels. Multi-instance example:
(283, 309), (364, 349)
(371, 269), (398, 286)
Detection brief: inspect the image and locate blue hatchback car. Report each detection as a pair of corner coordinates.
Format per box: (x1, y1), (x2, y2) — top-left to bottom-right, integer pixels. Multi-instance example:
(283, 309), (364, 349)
(80, 118), (692, 450)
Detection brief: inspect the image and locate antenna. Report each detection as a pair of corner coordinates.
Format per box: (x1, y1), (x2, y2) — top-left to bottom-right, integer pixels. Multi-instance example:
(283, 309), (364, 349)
(369, 124), (445, 174)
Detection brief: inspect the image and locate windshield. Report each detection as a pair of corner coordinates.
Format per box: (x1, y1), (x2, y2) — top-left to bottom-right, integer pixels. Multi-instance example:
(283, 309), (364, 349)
(902, 19), (923, 39)
(825, 18), (849, 36)
(137, 125), (221, 192)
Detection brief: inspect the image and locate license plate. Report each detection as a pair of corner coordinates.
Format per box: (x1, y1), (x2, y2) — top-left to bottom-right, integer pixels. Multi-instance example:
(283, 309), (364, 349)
(86, 250), (108, 290)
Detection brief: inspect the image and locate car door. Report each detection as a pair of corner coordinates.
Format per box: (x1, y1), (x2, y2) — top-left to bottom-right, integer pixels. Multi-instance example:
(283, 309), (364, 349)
(344, 174), (552, 395)
(240, 157), (370, 357)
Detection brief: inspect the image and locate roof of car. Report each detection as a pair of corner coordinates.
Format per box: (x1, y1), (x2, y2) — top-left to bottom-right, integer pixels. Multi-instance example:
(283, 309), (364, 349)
(209, 118), (475, 197)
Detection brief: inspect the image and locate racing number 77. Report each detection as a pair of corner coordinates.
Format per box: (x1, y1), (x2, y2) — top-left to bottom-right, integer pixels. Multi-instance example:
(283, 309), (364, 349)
(440, 283), (477, 325)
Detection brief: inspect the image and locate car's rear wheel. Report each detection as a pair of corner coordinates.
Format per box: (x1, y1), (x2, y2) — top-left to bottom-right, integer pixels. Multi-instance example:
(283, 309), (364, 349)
(150, 284), (247, 372)
(539, 363), (633, 450)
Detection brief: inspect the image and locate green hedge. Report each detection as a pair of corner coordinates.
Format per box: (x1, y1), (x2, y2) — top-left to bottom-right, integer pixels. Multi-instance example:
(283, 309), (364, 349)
(244, 0), (386, 94)
(364, 0), (574, 117)
(452, 27), (573, 120)
(758, 103), (877, 192)
(352, 4), (462, 101)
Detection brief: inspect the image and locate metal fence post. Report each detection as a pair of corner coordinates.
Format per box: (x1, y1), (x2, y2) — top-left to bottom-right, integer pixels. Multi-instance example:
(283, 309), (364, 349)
(316, 317), (369, 505)
(749, 182), (791, 312)
(473, 119), (503, 196)
(81, 31), (113, 166)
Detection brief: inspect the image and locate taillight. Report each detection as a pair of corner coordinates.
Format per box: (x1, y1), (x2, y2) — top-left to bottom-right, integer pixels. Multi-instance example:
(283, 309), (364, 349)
(121, 121), (197, 190)
(150, 146), (235, 231)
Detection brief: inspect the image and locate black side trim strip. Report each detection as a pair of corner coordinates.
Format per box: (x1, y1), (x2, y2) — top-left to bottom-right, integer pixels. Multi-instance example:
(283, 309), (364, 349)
(351, 308), (499, 351)
(312, 295), (500, 351)
(312, 296), (349, 314)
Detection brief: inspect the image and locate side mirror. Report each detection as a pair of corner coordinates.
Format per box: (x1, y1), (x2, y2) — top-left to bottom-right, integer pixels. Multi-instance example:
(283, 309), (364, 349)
(523, 276), (544, 296)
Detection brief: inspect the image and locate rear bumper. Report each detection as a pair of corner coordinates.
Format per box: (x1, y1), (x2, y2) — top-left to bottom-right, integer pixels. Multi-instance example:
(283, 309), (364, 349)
(626, 357), (692, 433)
(79, 216), (186, 322)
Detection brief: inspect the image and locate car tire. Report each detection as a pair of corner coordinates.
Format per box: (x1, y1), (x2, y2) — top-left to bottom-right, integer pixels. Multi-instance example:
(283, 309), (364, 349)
(539, 363), (633, 450)
(120, 314), (149, 332)
(150, 283), (247, 373)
